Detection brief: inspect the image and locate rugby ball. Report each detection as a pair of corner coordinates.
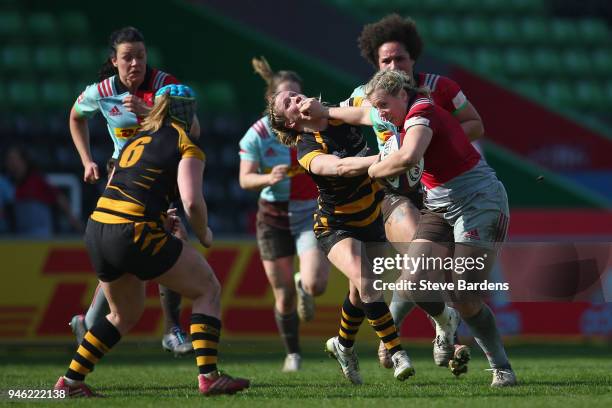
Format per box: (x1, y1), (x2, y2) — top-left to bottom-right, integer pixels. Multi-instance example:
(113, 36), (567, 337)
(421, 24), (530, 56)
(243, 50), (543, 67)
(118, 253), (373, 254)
(379, 133), (424, 192)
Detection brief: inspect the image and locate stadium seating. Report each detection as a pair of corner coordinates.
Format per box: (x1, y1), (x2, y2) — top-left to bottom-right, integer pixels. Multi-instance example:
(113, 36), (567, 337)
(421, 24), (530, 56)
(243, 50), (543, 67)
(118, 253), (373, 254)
(58, 11), (90, 39)
(27, 13), (58, 41)
(326, 0), (612, 130)
(0, 12), (24, 38)
(67, 46), (97, 72)
(1, 46), (31, 73)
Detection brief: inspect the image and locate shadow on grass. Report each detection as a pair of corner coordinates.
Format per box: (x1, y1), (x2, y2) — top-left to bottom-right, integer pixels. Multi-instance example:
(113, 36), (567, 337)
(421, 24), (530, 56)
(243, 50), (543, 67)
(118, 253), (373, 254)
(1, 342), (610, 366)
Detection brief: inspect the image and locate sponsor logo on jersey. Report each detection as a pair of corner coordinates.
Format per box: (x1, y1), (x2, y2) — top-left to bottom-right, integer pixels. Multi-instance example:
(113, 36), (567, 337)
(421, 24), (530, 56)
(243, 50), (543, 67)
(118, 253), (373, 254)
(109, 105), (122, 116)
(265, 148), (276, 157)
(464, 229), (480, 240)
(113, 126), (140, 139)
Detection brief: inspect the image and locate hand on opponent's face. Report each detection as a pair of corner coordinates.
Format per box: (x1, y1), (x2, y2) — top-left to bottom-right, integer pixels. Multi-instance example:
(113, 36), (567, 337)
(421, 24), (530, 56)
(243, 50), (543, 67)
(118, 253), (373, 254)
(298, 98), (326, 120)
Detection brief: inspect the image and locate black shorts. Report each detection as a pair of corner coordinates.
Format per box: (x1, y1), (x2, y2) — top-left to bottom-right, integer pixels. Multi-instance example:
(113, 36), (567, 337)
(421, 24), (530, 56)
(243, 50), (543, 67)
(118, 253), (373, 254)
(381, 190), (423, 224)
(316, 216), (387, 256)
(85, 218), (183, 282)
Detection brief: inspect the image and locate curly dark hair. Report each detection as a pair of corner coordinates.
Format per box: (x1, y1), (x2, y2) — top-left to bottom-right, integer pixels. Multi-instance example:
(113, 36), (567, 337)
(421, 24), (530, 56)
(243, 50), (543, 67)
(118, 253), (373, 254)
(357, 14), (423, 69)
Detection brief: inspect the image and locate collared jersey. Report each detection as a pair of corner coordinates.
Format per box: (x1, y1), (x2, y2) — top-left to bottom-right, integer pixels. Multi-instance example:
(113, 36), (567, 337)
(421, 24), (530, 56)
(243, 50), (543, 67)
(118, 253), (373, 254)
(296, 121), (383, 234)
(347, 72), (468, 152)
(91, 122), (204, 225)
(239, 116), (318, 202)
(73, 67), (179, 159)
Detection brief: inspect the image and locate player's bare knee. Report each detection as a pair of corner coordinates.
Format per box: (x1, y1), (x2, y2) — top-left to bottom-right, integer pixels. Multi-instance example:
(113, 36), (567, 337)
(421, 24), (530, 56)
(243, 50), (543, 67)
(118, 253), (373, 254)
(302, 279), (325, 296)
(359, 281), (383, 303)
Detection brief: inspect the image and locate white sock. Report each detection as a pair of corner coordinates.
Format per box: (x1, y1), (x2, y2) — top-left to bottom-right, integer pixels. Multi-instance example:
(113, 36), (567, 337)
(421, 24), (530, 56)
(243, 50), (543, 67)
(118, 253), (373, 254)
(430, 305), (451, 330)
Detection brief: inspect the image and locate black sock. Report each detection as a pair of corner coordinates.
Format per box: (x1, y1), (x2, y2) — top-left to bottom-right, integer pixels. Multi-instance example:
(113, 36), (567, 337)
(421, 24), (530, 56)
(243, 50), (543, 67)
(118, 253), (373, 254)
(274, 309), (300, 354)
(416, 301), (445, 317)
(65, 317), (121, 381)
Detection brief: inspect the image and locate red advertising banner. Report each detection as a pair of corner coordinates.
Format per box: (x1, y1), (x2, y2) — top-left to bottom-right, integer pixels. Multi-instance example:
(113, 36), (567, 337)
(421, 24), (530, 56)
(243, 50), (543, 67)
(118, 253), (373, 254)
(0, 236), (609, 342)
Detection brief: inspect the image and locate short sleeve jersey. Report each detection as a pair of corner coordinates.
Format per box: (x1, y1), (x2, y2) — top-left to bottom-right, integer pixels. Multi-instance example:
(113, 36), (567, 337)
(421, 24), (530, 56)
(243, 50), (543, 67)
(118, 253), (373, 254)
(91, 122), (204, 224)
(73, 67), (179, 159)
(296, 121), (383, 234)
(239, 116), (318, 202)
(402, 96), (480, 189)
(348, 72), (469, 152)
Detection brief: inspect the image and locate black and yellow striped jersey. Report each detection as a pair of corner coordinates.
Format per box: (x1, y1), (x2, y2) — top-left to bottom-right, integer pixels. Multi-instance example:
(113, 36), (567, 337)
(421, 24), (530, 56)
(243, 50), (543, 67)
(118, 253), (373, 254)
(91, 121), (204, 224)
(296, 120), (383, 234)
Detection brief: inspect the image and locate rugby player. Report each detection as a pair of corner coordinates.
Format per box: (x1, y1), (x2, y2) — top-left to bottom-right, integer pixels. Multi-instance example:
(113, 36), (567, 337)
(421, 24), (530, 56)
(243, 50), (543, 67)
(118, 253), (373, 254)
(304, 70), (517, 387)
(239, 57), (330, 372)
(343, 14), (483, 371)
(268, 90), (460, 385)
(54, 85), (250, 396)
(68, 26), (198, 355)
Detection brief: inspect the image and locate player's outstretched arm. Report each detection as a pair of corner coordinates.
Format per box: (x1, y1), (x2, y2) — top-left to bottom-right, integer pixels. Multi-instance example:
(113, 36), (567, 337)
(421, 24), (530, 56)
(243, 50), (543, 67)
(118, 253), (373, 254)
(299, 98), (373, 126)
(308, 154), (377, 177)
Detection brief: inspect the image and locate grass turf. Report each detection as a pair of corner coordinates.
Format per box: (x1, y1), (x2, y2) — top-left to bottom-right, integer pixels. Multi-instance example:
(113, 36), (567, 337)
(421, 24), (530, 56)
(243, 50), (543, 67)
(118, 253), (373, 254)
(0, 340), (610, 407)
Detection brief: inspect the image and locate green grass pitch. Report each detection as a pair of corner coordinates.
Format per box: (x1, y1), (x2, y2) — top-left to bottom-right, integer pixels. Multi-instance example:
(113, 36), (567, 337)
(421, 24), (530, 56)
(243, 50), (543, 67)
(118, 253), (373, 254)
(1, 339), (610, 407)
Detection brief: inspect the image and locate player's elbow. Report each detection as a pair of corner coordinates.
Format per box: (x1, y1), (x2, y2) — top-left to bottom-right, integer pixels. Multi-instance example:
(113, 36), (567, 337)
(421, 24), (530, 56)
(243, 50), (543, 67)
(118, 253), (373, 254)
(238, 175), (261, 191)
(69, 107), (84, 123)
(336, 161), (350, 177)
(181, 195), (204, 216)
(463, 120), (485, 141)
(472, 121), (485, 140)
(238, 176), (249, 190)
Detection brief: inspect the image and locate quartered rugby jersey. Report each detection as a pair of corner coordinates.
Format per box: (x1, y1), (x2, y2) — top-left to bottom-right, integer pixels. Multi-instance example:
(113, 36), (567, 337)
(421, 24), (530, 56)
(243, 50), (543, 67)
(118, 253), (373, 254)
(239, 115), (318, 202)
(73, 67), (179, 159)
(296, 120), (383, 233)
(346, 72), (468, 152)
(91, 122), (204, 225)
